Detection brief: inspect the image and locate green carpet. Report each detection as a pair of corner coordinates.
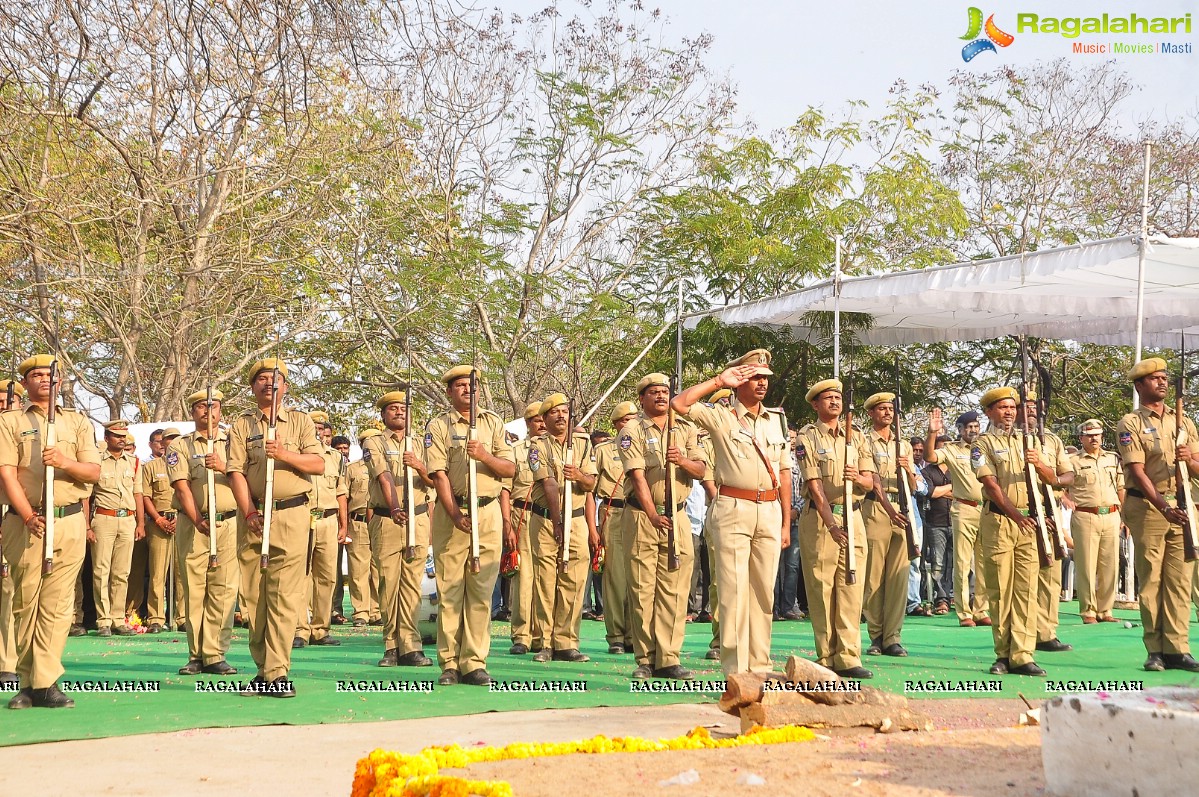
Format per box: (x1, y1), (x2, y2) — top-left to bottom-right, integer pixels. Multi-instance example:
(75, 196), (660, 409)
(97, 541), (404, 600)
(4, 603), (1197, 747)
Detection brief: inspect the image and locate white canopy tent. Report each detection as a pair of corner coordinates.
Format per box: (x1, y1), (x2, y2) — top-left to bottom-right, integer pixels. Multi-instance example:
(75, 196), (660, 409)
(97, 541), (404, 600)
(687, 236), (1199, 349)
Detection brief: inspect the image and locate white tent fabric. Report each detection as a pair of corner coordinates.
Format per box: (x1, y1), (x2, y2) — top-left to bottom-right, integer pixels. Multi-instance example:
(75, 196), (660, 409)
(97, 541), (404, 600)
(687, 236), (1199, 347)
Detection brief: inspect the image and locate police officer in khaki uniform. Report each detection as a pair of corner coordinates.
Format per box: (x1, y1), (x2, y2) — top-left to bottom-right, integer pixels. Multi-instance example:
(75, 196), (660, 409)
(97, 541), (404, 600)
(227, 358), (325, 697)
(362, 390), (434, 668)
(346, 431), (380, 626)
(620, 374), (706, 680)
(926, 410), (991, 627)
(1068, 419), (1123, 624)
(527, 392), (598, 662)
(293, 410), (347, 648)
(0, 379), (26, 685)
(140, 428), (183, 633)
(88, 420), (145, 636)
(504, 402), (544, 654)
(425, 366), (516, 685)
(1, 355), (102, 708)
(596, 399), (637, 655)
(168, 389), (239, 676)
(700, 388), (730, 662)
(860, 392), (916, 658)
(1117, 358), (1199, 672)
(672, 351), (791, 676)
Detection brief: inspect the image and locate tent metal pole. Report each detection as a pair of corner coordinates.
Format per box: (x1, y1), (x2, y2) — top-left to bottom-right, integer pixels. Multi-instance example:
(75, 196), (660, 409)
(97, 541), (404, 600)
(834, 236), (842, 380)
(1133, 141), (1153, 409)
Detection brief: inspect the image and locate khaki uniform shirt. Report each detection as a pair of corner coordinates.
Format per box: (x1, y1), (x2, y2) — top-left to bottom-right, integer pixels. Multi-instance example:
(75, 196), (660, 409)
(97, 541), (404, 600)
(424, 408), (513, 500)
(0, 405), (101, 507)
(865, 428), (912, 496)
(361, 429), (432, 509)
(928, 439), (984, 502)
(312, 445), (347, 511)
(796, 420), (874, 502)
(506, 439), (537, 503)
(1116, 405), (1198, 494)
(226, 407), (321, 502)
(593, 439), (625, 500)
(688, 401), (790, 491)
(972, 428), (1031, 509)
(166, 429), (237, 514)
(141, 455), (175, 512)
(528, 432), (596, 512)
(1069, 449), (1122, 508)
(92, 450), (142, 510)
(617, 415), (707, 508)
(347, 460), (370, 514)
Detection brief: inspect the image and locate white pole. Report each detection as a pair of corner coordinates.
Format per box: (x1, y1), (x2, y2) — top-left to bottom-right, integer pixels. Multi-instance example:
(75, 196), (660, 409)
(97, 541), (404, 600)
(578, 319), (673, 427)
(833, 236), (842, 380)
(1132, 141), (1153, 409)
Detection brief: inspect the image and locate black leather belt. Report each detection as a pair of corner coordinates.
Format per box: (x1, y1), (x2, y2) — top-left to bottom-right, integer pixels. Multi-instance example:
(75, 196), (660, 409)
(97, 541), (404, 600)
(626, 495), (687, 515)
(215, 509), (238, 522)
(163, 510), (178, 518)
(254, 494), (309, 512)
(372, 503), (428, 517)
(454, 494), (498, 509)
(7, 500), (84, 520)
(983, 501), (1030, 517)
(529, 503), (585, 520)
(513, 499), (533, 512)
(863, 491), (899, 504)
(350, 510), (368, 523)
(313, 507), (338, 518)
(603, 498), (626, 509)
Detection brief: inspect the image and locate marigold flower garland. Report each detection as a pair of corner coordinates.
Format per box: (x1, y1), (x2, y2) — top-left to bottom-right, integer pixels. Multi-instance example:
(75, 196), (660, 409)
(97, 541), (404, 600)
(352, 724), (815, 797)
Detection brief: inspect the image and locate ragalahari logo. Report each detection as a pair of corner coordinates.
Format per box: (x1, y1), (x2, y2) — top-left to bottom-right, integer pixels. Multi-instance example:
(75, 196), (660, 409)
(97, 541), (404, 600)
(961, 7), (1015, 61)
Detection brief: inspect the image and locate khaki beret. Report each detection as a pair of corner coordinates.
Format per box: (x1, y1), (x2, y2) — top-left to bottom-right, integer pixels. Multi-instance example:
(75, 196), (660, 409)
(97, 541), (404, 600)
(17, 355), (56, 377)
(1021, 387), (1038, 402)
(1078, 418), (1104, 435)
(636, 373), (670, 394)
(124, 431), (137, 442)
(358, 428), (383, 443)
(1127, 357), (1168, 382)
(707, 388), (732, 404)
(376, 390), (407, 410)
(725, 348), (773, 375)
(980, 386), (1019, 409)
(0, 379), (25, 398)
(103, 419), (131, 432)
(309, 410), (330, 426)
(522, 401), (542, 420)
(247, 358), (288, 384)
(609, 400), (639, 424)
(863, 392), (895, 411)
(184, 388), (224, 409)
(540, 393), (568, 414)
(805, 378), (843, 403)
(442, 365), (475, 384)
(162, 427), (182, 440)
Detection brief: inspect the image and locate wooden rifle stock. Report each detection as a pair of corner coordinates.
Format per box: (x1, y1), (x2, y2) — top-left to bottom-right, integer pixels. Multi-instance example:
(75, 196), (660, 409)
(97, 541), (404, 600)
(893, 362), (920, 561)
(843, 388), (857, 585)
(260, 364), (281, 571)
(665, 375), (680, 572)
(402, 388), (417, 563)
(467, 369), (481, 575)
(42, 360), (59, 576)
(206, 384), (218, 569)
(1037, 406), (1068, 561)
(1176, 336), (1199, 561)
(1, 378), (12, 578)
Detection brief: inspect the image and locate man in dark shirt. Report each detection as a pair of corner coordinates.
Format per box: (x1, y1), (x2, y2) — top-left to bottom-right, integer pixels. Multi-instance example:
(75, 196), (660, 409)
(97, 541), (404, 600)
(921, 436), (954, 613)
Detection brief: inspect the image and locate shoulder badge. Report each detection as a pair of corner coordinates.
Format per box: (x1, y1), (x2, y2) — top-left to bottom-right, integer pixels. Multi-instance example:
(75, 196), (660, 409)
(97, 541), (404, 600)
(795, 443), (806, 459)
(528, 446), (541, 472)
(362, 447), (372, 462)
(424, 432), (433, 448)
(619, 434), (632, 450)
(1119, 431), (1132, 446)
(166, 451), (179, 467)
(970, 445), (983, 469)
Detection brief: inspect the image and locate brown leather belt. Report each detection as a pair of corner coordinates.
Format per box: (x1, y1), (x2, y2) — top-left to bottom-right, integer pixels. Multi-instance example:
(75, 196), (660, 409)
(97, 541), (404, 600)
(94, 507), (135, 518)
(719, 485), (779, 503)
(254, 494), (309, 512)
(954, 498), (980, 507)
(1076, 505), (1121, 515)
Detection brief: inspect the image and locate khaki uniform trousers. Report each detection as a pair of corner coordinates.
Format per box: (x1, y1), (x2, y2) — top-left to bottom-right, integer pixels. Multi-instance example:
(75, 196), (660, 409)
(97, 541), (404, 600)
(176, 514), (238, 665)
(126, 536), (148, 616)
(144, 522), (179, 626)
(529, 511), (589, 651)
(346, 518), (379, 622)
(799, 505), (866, 672)
(626, 507), (693, 669)
(979, 510), (1039, 667)
(863, 500), (909, 647)
(237, 521), (263, 636)
(709, 495), (782, 674)
(1073, 509), (1120, 619)
(1124, 496), (1196, 655)
(1037, 555), (1062, 642)
(952, 501), (989, 622)
(296, 513), (338, 642)
(241, 503), (308, 680)
(1, 568), (16, 673)
(90, 513), (136, 629)
(370, 510), (430, 656)
(1, 512), (86, 688)
(432, 500), (501, 675)
(601, 505), (634, 648)
(508, 505), (538, 647)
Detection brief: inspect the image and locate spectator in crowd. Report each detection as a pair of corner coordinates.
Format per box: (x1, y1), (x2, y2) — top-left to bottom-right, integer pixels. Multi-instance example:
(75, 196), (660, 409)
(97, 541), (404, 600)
(774, 428), (805, 621)
(922, 435), (954, 614)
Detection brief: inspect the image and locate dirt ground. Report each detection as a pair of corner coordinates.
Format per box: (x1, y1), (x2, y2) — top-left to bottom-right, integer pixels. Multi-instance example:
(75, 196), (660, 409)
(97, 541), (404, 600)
(0, 699), (1043, 797)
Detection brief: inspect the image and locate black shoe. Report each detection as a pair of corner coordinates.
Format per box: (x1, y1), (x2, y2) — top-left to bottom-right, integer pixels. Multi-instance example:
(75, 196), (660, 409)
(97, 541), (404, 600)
(202, 660), (238, 676)
(532, 648), (552, 662)
(68, 624), (86, 637)
(95, 626), (112, 637)
(882, 643), (908, 657)
(461, 669), (492, 686)
(352, 618), (366, 627)
(581, 610), (598, 621)
(331, 613), (347, 626)
(989, 658), (1009, 675)
(834, 666), (874, 679)
(178, 660), (203, 675)
(146, 623), (163, 634)
(7, 688), (34, 709)
(704, 648), (720, 661)
(33, 684), (75, 708)
(1009, 662), (1046, 676)
(652, 665), (695, 680)
(112, 625), (136, 637)
(240, 675), (267, 696)
(866, 639), (883, 656)
(310, 636), (341, 647)
(378, 648), (398, 667)
(292, 637), (308, 649)
(509, 643), (529, 655)
(367, 618), (383, 626)
(608, 644), (625, 654)
(396, 650), (433, 667)
(263, 677), (296, 698)
(1144, 653), (1165, 672)
(1163, 653), (1199, 672)
(552, 648), (590, 663)
(1035, 638), (1073, 653)
(0, 671), (17, 685)
(695, 610), (712, 623)
(630, 663), (652, 680)
(438, 668), (460, 685)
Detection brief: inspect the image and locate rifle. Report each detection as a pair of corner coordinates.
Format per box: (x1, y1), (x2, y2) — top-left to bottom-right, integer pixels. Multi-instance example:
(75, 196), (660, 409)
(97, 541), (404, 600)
(42, 359), (59, 576)
(467, 368), (481, 575)
(1, 377), (13, 578)
(1020, 340), (1055, 569)
(559, 401), (574, 575)
(1035, 363), (1068, 561)
(893, 357), (920, 561)
(843, 378), (857, 585)
(402, 387), (417, 563)
(664, 373), (680, 572)
(1176, 333), (1199, 561)
(206, 384), (218, 570)
(259, 361), (282, 571)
